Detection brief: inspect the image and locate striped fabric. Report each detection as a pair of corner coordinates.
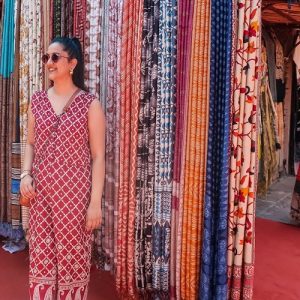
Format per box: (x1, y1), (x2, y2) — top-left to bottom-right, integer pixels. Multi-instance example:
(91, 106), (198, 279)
(171, 2), (195, 298)
(228, 1), (261, 299)
(0, 0), (15, 225)
(200, 0), (232, 298)
(116, 0), (143, 297)
(179, 0), (210, 299)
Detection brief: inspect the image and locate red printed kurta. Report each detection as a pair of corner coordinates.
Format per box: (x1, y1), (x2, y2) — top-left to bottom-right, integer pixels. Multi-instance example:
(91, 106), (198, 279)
(29, 90), (95, 300)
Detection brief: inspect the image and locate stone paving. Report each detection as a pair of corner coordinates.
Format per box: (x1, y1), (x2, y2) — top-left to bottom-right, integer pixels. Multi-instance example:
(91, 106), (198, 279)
(256, 175), (300, 225)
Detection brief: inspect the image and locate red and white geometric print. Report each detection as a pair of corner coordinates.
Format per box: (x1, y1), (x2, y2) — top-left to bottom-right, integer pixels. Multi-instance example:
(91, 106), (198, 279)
(29, 91), (95, 300)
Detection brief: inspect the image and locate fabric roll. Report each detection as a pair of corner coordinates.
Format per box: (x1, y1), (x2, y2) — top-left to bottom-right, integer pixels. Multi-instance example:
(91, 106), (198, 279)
(134, 0), (158, 292)
(200, 0), (232, 298)
(227, 1), (261, 298)
(116, 0), (143, 298)
(179, 0), (210, 299)
(152, 0), (177, 294)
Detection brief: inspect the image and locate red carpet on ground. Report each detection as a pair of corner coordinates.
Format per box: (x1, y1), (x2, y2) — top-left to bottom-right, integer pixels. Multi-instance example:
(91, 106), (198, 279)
(254, 217), (300, 300)
(1, 218), (300, 299)
(0, 243), (118, 300)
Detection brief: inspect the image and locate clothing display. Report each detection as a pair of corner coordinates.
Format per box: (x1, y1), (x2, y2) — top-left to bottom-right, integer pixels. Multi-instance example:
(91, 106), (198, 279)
(0, 0), (264, 299)
(258, 27), (300, 196)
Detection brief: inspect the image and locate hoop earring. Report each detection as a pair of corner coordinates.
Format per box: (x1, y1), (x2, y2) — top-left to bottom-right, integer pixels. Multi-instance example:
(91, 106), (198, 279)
(70, 69), (73, 75)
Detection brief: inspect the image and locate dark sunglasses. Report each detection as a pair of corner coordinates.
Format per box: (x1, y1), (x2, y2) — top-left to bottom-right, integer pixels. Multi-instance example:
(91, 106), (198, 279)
(42, 53), (70, 64)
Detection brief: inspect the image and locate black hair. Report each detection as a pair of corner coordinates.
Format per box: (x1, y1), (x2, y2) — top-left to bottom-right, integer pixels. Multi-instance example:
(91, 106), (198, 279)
(50, 36), (87, 91)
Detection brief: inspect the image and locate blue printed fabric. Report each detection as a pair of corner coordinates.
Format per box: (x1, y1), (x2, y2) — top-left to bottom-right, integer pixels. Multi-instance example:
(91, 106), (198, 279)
(200, 0), (232, 299)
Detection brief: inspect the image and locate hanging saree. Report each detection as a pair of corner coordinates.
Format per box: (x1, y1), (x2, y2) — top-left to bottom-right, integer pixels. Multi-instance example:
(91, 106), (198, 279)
(170, 1), (195, 298)
(180, 0), (210, 299)
(200, 0), (232, 298)
(0, 0), (15, 225)
(152, 0), (177, 294)
(19, 0), (43, 231)
(116, 0), (143, 297)
(134, 0), (158, 292)
(73, 0), (86, 49)
(228, 0), (261, 298)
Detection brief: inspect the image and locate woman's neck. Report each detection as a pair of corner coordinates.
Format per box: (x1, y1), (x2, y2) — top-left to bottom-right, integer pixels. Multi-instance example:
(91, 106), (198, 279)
(52, 79), (78, 96)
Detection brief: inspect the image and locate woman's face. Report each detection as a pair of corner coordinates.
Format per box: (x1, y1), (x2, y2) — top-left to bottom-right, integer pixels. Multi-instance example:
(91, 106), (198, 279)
(45, 42), (77, 82)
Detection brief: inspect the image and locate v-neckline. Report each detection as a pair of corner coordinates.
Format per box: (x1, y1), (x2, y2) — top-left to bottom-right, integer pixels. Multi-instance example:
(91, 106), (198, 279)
(44, 89), (83, 117)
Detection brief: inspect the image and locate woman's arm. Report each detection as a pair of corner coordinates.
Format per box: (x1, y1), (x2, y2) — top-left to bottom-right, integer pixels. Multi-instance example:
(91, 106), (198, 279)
(86, 99), (106, 231)
(20, 103), (36, 199)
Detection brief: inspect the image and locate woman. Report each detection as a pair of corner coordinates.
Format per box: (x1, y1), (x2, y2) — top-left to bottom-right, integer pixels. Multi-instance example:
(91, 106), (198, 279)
(20, 37), (105, 300)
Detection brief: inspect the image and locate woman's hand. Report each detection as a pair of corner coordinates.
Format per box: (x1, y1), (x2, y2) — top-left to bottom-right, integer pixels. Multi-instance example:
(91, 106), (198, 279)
(20, 175), (36, 199)
(85, 201), (102, 231)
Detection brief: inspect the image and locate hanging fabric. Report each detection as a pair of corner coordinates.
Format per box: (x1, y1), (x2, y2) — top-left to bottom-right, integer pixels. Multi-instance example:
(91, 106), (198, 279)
(85, 0), (106, 270)
(179, 0), (210, 298)
(257, 45), (278, 196)
(134, 0), (158, 292)
(152, 0), (177, 294)
(53, 0), (62, 37)
(200, 0), (232, 298)
(100, 0), (124, 271)
(170, 1), (194, 298)
(19, 0), (43, 231)
(84, 0), (101, 98)
(73, 0), (86, 49)
(228, 0), (261, 298)
(41, 0), (51, 89)
(10, 0), (21, 230)
(116, 0), (143, 297)
(0, 0), (15, 226)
